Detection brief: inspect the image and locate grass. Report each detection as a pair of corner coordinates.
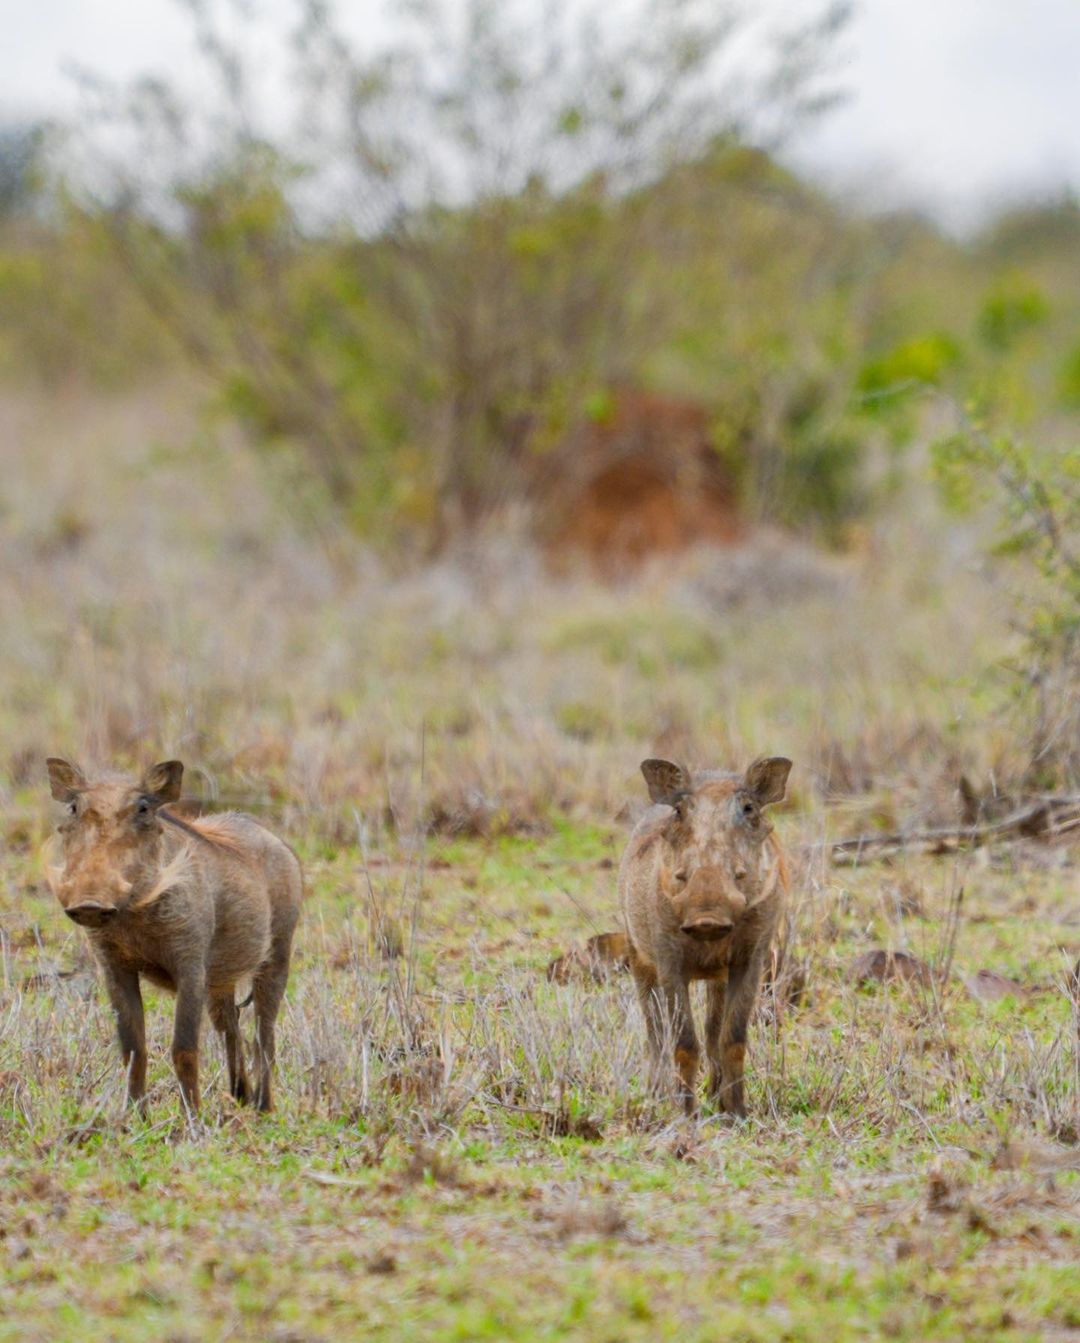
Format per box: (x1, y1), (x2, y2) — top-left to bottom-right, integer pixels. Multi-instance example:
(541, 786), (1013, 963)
(0, 383), (1078, 1339)
(3, 828), (1079, 1341)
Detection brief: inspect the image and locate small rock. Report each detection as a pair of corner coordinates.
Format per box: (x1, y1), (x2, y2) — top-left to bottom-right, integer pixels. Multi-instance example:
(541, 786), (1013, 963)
(849, 948), (934, 987)
(964, 969), (1025, 1002)
(990, 1139), (1080, 1174)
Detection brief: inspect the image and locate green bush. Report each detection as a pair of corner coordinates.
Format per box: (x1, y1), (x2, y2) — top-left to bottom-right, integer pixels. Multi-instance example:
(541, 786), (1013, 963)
(857, 332), (963, 403)
(1056, 343), (1080, 410)
(774, 427), (867, 542)
(933, 425), (1080, 786)
(976, 279), (1049, 353)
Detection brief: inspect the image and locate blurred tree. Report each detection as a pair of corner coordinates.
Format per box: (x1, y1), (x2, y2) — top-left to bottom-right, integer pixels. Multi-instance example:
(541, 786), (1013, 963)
(0, 119), (175, 383)
(934, 422), (1080, 787)
(64, 0), (852, 543)
(0, 122), (43, 218)
(976, 279), (1049, 355)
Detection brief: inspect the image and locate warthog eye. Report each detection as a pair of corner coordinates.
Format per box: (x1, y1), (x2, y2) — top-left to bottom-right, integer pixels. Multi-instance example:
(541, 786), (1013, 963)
(674, 868), (688, 884)
(734, 869), (747, 882)
(136, 796), (154, 819)
(741, 799), (761, 827)
(65, 800), (77, 818)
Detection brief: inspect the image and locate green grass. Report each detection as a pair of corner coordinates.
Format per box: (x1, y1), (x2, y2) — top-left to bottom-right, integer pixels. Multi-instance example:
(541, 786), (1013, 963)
(2, 825), (1079, 1342)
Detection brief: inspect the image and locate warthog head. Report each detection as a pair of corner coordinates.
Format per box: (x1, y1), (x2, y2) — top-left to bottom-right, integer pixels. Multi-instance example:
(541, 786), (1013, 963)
(640, 755), (792, 941)
(46, 757), (185, 927)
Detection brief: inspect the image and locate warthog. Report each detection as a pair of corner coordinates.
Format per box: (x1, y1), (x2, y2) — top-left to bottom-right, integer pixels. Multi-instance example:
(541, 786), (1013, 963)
(45, 757), (302, 1115)
(619, 755), (792, 1116)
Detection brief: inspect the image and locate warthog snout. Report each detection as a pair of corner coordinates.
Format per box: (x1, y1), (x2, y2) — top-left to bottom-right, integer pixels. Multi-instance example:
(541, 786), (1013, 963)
(680, 915), (734, 941)
(64, 901), (120, 928)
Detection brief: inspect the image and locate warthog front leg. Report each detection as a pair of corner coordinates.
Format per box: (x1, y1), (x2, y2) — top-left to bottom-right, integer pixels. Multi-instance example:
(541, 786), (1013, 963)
(659, 977), (699, 1115)
(631, 962), (664, 1091)
(642, 972), (698, 1117)
(171, 971), (206, 1114)
(634, 965), (701, 1113)
(712, 955), (766, 1118)
(104, 965), (147, 1112)
(704, 977), (726, 1102)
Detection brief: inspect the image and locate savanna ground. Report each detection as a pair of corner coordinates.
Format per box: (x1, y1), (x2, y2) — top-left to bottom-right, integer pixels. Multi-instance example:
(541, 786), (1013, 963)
(1, 384), (1079, 1342)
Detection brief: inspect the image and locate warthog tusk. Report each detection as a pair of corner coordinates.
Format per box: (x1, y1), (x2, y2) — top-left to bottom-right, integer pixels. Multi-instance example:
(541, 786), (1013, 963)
(746, 856), (781, 910)
(128, 847), (193, 910)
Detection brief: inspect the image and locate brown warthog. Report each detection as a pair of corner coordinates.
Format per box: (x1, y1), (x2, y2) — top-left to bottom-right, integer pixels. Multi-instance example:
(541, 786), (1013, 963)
(618, 755), (792, 1116)
(45, 757), (302, 1115)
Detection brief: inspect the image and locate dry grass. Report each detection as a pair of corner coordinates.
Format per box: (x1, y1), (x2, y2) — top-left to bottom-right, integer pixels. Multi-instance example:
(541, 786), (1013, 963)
(0, 382), (1017, 837)
(1, 384), (1079, 1340)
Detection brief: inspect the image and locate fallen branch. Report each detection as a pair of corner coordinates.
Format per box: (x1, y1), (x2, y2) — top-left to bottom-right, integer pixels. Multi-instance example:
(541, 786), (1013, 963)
(812, 798), (1080, 864)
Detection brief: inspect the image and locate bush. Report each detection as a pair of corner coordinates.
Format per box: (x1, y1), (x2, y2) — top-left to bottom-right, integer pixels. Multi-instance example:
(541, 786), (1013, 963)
(976, 279), (1049, 354)
(52, 0), (855, 547)
(857, 332), (963, 402)
(933, 424), (1080, 786)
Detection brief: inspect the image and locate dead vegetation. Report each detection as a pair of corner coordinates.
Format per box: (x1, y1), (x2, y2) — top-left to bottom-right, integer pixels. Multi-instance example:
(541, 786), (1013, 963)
(1, 386), (1080, 1338)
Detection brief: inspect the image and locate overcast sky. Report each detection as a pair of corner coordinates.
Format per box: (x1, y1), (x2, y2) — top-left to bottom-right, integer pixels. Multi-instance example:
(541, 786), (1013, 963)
(7, 0), (1080, 229)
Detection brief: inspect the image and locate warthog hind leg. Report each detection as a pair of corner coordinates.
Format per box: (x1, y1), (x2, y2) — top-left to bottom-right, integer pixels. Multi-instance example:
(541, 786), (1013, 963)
(251, 945), (292, 1113)
(210, 994), (251, 1104)
(171, 971), (206, 1115)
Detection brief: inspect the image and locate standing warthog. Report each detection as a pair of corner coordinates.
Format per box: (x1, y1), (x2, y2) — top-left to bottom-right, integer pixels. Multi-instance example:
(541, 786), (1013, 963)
(619, 755), (792, 1117)
(45, 757), (302, 1115)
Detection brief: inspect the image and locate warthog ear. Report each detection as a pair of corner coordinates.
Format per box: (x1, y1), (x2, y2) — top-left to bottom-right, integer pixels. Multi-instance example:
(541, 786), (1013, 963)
(47, 757), (87, 802)
(745, 757), (792, 807)
(141, 760), (184, 805)
(640, 759), (691, 807)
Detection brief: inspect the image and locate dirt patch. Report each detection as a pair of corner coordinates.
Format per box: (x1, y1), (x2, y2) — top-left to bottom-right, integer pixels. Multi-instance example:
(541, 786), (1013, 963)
(539, 389), (743, 574)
